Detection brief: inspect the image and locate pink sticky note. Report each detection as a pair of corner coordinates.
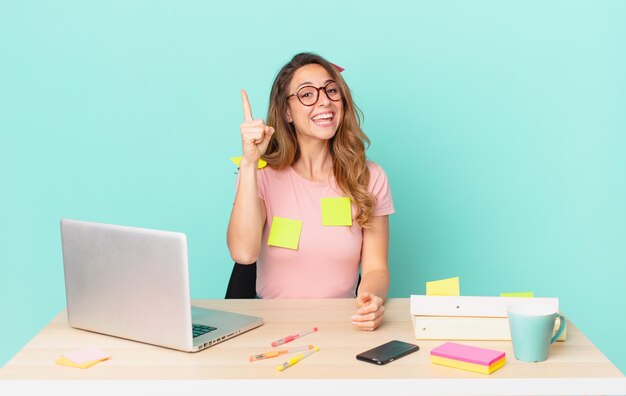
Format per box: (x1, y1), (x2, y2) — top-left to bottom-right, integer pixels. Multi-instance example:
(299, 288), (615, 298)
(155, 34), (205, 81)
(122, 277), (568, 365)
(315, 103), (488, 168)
(331, 63), (345, 72)
(62, 347), (111, 365)
(430, 342), (504, 366)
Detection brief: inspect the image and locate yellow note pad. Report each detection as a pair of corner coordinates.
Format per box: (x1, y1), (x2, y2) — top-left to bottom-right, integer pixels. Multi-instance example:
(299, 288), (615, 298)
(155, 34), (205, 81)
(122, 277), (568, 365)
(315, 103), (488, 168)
(426, 276), (460, 296)
(268, 216), (302, 250)
(55, 356), (109, 369)
(500, 292), (535, 297)
(321, 197), (352, 226)
(430, 355), (506, 375)
(230, 156), (267, 169)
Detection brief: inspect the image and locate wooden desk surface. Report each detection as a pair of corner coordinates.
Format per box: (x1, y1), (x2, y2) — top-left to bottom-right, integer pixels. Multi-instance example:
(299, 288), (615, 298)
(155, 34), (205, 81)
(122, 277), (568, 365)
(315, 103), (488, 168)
(1, 298), (624, 395)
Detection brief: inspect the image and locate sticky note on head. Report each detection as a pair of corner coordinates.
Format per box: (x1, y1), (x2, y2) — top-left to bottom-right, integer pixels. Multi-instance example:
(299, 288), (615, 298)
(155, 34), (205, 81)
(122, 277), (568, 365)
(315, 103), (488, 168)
(230, 156), (267, 169)
(426, 276), (460, 296)
(331, 63), (345, 72)
(268, 216), (303, 250)
(321, 197), (352, 226)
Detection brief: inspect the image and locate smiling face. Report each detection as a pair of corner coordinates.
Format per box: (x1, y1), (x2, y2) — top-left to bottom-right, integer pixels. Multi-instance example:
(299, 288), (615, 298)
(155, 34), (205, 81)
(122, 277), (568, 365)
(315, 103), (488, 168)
(285, 63), (344, 143)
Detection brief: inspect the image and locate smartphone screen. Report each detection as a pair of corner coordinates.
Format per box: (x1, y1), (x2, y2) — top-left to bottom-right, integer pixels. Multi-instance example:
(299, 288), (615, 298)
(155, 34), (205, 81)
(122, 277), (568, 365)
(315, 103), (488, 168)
(356, 340), (419, 365)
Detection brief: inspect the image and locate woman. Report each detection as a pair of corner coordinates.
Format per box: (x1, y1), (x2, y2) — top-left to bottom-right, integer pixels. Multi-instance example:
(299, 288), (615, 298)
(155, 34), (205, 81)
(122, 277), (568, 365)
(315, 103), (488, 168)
(227, 53), (394, 330)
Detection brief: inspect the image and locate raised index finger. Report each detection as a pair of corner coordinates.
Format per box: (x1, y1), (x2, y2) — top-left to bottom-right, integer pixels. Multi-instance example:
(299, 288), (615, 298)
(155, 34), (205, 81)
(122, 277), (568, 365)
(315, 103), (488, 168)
(241, 89), (253, 122)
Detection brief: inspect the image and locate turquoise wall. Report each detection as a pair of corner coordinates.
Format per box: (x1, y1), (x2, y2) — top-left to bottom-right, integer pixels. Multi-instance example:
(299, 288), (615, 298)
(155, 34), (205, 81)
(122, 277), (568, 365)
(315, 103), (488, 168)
(1, 1), (624, 373)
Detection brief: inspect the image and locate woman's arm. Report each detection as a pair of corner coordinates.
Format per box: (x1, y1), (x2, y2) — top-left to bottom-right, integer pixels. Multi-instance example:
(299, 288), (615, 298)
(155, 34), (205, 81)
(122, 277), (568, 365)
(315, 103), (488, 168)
(351, 215), (390, 330)
(226, 90), (274, 264)
(226, 162), (266, 264)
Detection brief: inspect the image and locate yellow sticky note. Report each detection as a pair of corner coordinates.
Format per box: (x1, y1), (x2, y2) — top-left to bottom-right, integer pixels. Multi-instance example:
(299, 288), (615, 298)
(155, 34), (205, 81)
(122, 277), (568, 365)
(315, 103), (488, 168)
(55, 356), (109, 369)
(321, 197), (352, 226)
(426, 276), (460, 296)
(230, 156), (267, 169)
(500, 292), (535, 297)
(268, 216), (302, 250)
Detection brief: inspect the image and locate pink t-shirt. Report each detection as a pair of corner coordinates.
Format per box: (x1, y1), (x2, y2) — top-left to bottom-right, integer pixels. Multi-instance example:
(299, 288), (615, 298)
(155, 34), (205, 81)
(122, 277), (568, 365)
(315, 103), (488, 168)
(252, 161), (394, 298)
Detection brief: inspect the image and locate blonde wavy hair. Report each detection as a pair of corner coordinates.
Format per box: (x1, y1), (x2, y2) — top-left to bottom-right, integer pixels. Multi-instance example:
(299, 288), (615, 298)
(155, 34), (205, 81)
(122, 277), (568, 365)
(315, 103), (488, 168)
(263, 53), (375, 228)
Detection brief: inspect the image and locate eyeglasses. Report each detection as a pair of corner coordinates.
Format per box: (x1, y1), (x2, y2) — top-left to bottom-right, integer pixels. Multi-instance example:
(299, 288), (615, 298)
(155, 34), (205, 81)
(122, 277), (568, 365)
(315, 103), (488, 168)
(287, 81), (342, 106)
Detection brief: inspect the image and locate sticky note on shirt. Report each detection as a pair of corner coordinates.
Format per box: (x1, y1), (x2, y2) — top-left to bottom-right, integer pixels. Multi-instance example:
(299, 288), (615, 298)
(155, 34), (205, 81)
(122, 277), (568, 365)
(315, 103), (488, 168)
(500, 292), (535, 297)
(268, 216), (302, 250)
(230, 156), (267, 169)
(321, 197), (352, 226)
(426, 276), (460, 296)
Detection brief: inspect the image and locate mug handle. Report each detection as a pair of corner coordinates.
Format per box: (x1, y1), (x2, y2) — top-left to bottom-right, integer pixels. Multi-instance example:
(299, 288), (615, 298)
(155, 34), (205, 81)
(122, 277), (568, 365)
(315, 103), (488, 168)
(550, 314), (567, 344)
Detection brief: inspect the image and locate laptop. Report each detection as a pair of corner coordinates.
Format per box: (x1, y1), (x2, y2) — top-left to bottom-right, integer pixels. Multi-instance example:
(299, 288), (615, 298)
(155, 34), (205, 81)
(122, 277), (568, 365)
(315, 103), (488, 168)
(60, 218), (263, 352)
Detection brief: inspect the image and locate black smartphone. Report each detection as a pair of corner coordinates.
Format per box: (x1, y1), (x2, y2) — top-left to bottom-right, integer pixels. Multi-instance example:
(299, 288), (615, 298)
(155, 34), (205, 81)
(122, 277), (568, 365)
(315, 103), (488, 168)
(356, 340), (419, 365)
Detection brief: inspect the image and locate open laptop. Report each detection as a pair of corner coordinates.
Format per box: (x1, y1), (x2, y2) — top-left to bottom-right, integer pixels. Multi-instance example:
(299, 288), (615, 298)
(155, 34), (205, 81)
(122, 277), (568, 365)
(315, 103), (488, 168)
(60, 218), (263, 352)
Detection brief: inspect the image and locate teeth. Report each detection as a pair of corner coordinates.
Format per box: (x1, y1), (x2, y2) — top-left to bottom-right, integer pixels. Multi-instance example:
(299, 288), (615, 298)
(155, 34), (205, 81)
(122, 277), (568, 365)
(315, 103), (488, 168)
(312, 113), (333, 121)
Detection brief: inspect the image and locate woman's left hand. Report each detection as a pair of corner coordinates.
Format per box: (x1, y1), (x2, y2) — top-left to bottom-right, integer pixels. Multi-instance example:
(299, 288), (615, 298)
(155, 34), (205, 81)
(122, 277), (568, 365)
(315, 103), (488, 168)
(351, 292), (385, 331)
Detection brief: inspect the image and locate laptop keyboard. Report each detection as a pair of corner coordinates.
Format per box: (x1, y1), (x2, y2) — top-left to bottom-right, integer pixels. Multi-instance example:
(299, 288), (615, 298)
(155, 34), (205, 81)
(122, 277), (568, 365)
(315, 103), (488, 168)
(192, 324), (217, 338)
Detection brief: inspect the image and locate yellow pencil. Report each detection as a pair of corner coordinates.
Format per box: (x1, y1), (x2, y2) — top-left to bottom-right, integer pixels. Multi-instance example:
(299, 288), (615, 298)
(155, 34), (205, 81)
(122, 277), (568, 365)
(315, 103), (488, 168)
(276, 346), (320, 371)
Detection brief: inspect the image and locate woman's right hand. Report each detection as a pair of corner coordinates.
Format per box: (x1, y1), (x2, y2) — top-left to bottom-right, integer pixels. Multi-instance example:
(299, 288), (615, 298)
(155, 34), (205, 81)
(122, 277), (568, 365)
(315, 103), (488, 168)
(240, 89), (275, 167)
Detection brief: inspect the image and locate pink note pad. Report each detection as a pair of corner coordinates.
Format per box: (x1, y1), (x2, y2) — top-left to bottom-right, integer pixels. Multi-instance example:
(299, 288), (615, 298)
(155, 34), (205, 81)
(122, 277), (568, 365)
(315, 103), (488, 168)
(430, 342), (505, 366)
(62, 347), (111, 364)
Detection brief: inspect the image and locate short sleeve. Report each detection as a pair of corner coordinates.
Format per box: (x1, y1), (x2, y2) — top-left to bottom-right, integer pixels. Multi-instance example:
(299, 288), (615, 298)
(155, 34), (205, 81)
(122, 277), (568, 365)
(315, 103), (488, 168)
(367, 161), (395, 216)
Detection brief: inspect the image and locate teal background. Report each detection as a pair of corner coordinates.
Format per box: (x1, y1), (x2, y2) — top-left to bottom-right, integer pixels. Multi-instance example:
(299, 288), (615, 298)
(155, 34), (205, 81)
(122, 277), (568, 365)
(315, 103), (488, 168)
(1, 1), (624, 373)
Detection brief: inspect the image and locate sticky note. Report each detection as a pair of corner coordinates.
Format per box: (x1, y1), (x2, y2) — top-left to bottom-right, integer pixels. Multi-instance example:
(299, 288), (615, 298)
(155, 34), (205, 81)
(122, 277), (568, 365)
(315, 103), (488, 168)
(426, 276), (460, 296)
(230, 156), (267, 169)
(331, 63), (345, 72)
(56, 347), (111, 369)
(268, 216), (302, 250)
(430, 354), (506, 375)
(55, 356), (109, 369)
(62, 347), (111, 364)
(430, 342), (506, 375)
(321, 197), (352, 226)
(500, 292), (534, 297)
(431, 342), (505, 366)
